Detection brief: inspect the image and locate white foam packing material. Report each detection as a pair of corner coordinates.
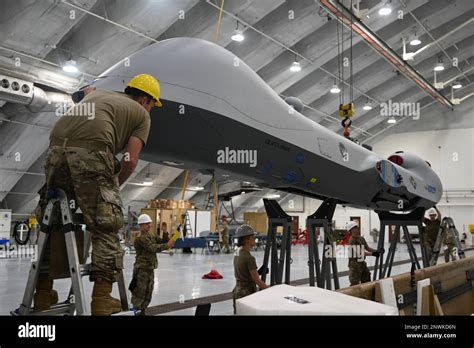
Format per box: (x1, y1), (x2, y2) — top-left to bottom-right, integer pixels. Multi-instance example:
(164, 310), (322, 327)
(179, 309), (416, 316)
(236, 284), (399, 315)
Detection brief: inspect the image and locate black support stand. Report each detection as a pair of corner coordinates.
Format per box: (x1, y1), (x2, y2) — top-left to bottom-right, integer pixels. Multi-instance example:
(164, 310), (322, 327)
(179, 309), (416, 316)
(260, 198), (340, 290)
(261, 199), (293, 285)
(306, 198), (339, 289)
(373, 208), (427, 280)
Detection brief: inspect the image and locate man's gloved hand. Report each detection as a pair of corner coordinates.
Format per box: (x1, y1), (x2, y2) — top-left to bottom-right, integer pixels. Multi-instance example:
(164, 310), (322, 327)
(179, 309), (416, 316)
(258, 265), (269, 275)
(71, 90), (85, 104)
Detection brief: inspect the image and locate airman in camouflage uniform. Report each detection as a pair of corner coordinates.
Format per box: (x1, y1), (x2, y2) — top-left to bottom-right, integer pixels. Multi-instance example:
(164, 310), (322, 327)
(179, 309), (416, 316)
(443, 226), (457, 263)
(232, 225), (268, 314)
(130, 214), (174, 314)
(33, 74), (161, 315)
(423, 207), (441, 262)
(345, 221), (380, 286)
(220, 215), (230, 253)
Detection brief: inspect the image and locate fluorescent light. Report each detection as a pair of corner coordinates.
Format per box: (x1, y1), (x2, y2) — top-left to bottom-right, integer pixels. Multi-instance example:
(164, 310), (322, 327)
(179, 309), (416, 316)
(378, 4), (392, 16)
(330, 84), (340, 94)
(289, 61), (301, 72)
(189, 180), (204, 191)
(142, 173), (153, 185)
(231, 29), (245, 42)
(452, 81), (462, 89)
(434, 62), (445, 71)
(63, 59), (78, 73)
(409, 37), (421, 46)
(363, 102), (372, 111)
(387, 118), (396, 124)
(161, 160), (184, 166)
(188, 186), (204, 191)
(267, 194), (281, 199)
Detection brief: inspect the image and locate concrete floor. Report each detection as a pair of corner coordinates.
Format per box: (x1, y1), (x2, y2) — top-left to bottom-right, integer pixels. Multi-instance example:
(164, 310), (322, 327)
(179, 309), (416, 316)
(0, 241), (467, 315)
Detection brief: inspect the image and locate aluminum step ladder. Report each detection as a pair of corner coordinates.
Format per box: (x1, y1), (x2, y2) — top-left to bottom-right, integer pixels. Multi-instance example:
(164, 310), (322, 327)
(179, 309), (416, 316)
(12, 188), (128, 315)
(429, 217), (465, 266)
(184, 211), (193, 237)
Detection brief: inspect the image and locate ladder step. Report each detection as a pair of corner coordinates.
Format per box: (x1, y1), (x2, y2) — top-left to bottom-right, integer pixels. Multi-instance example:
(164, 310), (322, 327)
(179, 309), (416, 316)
(79, 264), (91, 277)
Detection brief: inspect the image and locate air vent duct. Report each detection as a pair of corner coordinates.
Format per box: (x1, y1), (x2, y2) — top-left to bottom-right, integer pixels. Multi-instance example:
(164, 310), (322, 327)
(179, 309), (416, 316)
(0, 74), (34, 105)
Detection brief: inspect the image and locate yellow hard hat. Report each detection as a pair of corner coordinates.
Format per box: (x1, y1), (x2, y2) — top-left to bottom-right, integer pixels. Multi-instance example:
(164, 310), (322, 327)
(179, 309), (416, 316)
(127, 74), (162, 107)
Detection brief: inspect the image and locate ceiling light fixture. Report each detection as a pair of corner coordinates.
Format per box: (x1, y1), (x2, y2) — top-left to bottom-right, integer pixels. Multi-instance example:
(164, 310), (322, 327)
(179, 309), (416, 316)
(330, 83), (341, 94)
(409, 27), (421, 46)
(189, 180), (204, 191)
(409, 36), (421, 46)
(144, 174), (152, 183)
(289, 61), (301, 72)
(63, 59), (78, 73)
(189, 186), (204, 191)
(142, 168), (153, 186)
(434, 61), (445, 72)
(378, 2), (392, 16)
(362, 100), (372, 110)
(231, 29), (244, 42)
(231, 21), (245, 42)
(387, 117), (396, 124)
(452, 81), (462, 89)
(161, 160), (184, 166)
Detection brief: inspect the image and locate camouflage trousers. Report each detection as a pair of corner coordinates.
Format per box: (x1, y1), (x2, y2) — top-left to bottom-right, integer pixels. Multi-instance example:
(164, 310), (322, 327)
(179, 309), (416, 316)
(222, 232), (230, 253)
(36, 146), (124, 283)
(130, 268), (155, 311)
(232, 282), (257, 314)
(444, 243), (457, 263)
(348, 260), (371, 286)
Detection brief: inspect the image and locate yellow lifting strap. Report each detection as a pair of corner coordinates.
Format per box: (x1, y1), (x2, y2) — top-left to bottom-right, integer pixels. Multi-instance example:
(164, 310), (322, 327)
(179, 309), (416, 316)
(177, 170), (190, 225)
(214, 0), (225, 43)
(181, 170), (189, 201)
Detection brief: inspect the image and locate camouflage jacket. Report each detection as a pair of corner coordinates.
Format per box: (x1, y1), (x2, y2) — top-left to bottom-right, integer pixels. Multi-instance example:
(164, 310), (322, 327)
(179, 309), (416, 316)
(443, 229), (456, 245)
(133, 231), (170, 270)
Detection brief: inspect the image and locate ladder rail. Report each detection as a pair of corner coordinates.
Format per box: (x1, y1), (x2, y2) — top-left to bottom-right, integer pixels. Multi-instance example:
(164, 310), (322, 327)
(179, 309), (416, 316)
(13, 188), (129, 316)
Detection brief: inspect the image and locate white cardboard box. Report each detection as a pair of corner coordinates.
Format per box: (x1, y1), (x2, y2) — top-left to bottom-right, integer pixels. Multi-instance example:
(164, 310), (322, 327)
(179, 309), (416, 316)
(236, 284), (399, 315)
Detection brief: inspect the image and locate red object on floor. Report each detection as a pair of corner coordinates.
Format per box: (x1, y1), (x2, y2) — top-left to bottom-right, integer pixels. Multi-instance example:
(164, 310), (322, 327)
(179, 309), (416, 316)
(292, 229), (308, 245)
(202, 269), (223, 279)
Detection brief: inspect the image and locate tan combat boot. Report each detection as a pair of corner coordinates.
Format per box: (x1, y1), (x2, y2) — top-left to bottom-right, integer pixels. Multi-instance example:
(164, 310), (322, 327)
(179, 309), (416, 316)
(33, 274), (59, 311)
(91, 278), (122, 316)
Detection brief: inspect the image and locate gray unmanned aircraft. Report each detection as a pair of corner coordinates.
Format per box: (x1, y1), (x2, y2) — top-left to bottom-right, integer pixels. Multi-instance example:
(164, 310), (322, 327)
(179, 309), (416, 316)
(93, 37), (442, 212)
